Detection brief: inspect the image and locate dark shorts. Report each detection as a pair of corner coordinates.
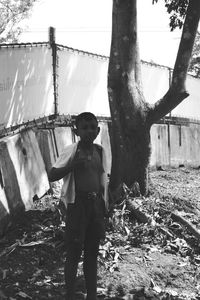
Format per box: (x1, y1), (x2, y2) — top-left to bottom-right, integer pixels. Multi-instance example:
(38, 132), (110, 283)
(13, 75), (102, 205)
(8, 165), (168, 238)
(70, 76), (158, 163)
(65, 191), (106, 246)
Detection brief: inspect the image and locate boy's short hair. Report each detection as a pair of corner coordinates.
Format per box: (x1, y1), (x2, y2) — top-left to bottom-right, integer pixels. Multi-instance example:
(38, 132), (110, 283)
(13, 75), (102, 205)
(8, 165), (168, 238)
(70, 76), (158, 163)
(75, 112), (98, 128)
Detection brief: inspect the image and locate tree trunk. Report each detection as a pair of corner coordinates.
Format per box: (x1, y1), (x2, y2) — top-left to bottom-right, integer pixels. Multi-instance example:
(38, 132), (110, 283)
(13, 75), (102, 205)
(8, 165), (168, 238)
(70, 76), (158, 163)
(108, 0), (200, 195)
(108, 0), (151, 195)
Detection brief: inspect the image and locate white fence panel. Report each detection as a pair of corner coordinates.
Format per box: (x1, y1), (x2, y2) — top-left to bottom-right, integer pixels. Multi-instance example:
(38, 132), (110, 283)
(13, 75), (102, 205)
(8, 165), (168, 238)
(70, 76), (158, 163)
(172, 75), (200, 120)
(141, 62), (170, 104)
(0, 45), (54, 129)
(57, 48), (110, 116)
(1, 44), (199, 128)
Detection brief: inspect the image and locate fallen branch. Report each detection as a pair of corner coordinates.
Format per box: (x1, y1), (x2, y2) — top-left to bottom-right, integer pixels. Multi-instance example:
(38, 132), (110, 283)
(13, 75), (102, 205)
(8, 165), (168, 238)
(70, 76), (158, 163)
(158, 226), (174, 239)
(126, 199), (151, 224)
(171, 211), (200, 241)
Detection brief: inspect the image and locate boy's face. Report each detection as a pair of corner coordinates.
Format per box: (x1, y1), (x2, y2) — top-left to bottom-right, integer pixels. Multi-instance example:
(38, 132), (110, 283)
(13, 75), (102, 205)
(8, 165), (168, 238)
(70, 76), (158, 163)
(75, 119), (100, 144)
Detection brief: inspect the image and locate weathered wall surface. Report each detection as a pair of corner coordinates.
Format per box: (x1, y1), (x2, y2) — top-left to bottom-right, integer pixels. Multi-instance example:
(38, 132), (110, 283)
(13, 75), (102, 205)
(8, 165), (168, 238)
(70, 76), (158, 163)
(35, 127), (74, 173)
(35, 129), (58, 174)
(150, 124), (169, 168)
(150, 123), (200, 168)
(35, 121), (200, 175)
(0, 130), (50, 236)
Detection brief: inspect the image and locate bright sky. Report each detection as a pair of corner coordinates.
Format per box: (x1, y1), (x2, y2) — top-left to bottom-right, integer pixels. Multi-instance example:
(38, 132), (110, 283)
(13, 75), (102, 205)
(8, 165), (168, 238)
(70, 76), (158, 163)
(19, 0), (183, 67)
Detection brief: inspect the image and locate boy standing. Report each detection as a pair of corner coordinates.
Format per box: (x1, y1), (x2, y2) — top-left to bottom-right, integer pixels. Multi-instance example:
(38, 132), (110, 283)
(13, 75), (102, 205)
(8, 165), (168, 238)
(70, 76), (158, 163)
(48, 112), (108, 300)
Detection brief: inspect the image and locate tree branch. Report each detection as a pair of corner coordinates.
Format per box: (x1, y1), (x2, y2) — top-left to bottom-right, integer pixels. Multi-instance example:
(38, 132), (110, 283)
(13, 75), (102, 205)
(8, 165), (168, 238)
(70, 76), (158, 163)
(171, 0), (200, 90)
(147, 0), (200, 125)
(147, 88), (189, 125)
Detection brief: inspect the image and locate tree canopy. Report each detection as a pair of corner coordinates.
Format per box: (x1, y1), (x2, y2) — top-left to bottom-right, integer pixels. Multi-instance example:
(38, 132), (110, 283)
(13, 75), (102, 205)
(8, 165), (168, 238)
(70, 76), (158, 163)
(153, 0), (189, 30)
(153, 1), (200, 77)
(0, 0), (38, 43)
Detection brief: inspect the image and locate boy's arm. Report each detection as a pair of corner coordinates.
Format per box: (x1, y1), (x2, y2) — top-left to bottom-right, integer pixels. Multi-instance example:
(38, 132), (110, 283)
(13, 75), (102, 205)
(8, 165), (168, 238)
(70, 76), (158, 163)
(48, 165), (73, 182)
(48, 144), (76, 182)
(48, 155), (87, 182)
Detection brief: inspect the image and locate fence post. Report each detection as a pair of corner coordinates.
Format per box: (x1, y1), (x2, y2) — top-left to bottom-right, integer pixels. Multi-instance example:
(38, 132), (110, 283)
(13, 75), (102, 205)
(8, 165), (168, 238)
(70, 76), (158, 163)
(49, 26), (58, 116)
(168, 67), (173, 166)
(49, 27), (59, 157)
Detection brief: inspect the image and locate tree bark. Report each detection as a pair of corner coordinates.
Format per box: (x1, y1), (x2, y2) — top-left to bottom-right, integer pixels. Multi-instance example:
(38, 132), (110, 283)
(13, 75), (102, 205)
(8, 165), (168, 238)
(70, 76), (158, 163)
(108, 0), (151, 195)
(108, 0), (200, 195)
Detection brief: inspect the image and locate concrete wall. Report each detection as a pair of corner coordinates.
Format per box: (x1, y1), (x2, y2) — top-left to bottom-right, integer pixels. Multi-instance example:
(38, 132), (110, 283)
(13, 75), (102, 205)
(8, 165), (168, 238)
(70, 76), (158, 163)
(35, 127), (74, 173)
(35, 121), (200, 176)
(150, 123), (200, 168)
(150, 124), (169, 168)
(0, 130), (50, 236)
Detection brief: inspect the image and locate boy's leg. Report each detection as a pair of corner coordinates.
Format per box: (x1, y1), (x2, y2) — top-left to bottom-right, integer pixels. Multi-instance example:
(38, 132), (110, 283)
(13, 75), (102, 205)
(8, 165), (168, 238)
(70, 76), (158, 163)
(65, 241), (82, 300)
(83, 194), (106, 300)
(64, 199), (84, 300)
(83, 236), (100, 300)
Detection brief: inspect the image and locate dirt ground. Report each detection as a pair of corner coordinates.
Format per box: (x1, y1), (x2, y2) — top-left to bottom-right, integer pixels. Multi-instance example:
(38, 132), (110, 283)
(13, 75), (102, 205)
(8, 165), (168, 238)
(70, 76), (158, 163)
(0, 167), (200, 300)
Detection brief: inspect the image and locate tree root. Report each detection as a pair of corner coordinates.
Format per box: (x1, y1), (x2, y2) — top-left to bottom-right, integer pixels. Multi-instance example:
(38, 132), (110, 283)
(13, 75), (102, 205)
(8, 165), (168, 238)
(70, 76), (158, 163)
(171, 211), (200, 241)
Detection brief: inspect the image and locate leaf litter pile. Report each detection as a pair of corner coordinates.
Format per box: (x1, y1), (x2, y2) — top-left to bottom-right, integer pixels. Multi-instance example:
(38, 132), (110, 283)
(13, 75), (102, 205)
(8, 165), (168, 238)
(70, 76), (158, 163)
(1, 167), (200, 300)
